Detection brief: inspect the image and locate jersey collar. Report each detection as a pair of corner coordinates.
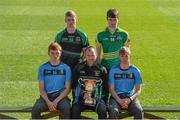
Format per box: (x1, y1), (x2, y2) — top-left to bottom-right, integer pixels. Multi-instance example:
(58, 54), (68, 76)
(85, 61), (98, 67)
(105, 27), (120, 34)
(48, 61), (61, 67)
(118, 64), (132, 71)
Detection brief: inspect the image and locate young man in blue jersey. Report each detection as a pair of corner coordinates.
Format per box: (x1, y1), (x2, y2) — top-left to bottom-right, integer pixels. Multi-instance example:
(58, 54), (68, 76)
(108, 46), (143, 119)
(31, 43), (71, 119)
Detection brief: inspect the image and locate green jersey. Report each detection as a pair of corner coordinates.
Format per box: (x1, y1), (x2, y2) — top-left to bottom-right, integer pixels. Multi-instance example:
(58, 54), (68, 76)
(96, 27), (129, 69)
(55, 28), (89, 69)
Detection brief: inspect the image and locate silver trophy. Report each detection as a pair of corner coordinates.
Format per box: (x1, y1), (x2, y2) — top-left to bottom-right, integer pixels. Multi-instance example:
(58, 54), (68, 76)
(78, 77), (102, 106)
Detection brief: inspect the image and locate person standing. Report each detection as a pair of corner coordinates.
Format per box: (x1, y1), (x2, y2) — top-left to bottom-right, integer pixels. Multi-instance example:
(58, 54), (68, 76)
(55, 10), (89, 101)
(96, 8), (130, 105)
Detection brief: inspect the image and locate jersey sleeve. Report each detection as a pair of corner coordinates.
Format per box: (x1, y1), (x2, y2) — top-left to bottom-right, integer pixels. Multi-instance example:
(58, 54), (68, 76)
(82, 33), (89, 48)
(38, 66), (44, 81)
(54, 30), (64, 44)
(108, 68), (115, 85)
(65, 65), (71, 83)
(95, 33), (101, 45)
(134, 69), (142, 85)
(102, 66), (108, 90)
(124, 32), (130, 47)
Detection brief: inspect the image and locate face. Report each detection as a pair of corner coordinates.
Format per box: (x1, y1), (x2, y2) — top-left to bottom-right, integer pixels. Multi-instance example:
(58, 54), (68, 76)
(65, 16), (76, 28)
(49, 50), (61, 62)
(85, 49), (97, 65)
(120, 51), (130, 64)
(107, 17), (118, 29)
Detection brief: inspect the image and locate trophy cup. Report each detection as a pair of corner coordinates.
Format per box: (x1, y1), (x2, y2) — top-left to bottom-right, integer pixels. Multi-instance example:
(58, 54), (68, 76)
(78, 77), (102, 106)
(84, 80), (96, 106)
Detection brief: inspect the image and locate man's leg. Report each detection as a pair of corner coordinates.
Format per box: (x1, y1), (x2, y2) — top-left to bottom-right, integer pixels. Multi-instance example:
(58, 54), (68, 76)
(128, 99), (144, 119)
(108, 97), (121, 119)
(31, 97), (48, 119)
(102, 89), (109, 106)
(96, 99), (107, 119)
(57, 97), (71, 119)
(71, 101), (84, 119)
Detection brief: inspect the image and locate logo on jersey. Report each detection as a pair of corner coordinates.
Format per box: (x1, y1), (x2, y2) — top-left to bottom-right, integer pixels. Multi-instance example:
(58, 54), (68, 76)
(68, 36), (74, 42)
(75, 37), (81, 42)
(117, 35), (122, 41)
(110, 37), (115, 42)
(103, 38), (108, 41)
(114, 73), (134, 80)
(62, 37), (68, 41)
(94, 70), (100, 77)
(80, 70), (86, 74)
(44, 69), (66, 76)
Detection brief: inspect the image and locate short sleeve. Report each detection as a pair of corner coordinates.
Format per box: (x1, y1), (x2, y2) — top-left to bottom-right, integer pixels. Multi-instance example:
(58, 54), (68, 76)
(65, 65), (71, 83)
(96, 33), (101, 45)
(108, 68), (115, 85)
(134, 69), (142, 85)
(38, 66), (44, 81)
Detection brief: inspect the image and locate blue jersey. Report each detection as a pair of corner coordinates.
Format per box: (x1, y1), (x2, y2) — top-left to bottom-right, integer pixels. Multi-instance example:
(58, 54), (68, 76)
(38, 61), (71, 94)
(108, 65), (142, 96)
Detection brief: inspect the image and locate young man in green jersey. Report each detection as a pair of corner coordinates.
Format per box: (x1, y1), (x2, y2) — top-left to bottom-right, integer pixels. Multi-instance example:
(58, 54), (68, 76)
(55, 10), (89, 102)
(96, 8), (130, 105)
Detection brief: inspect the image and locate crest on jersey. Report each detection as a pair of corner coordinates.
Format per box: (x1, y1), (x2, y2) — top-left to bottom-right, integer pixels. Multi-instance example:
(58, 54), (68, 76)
(94, 70), (100, 77)
(75, 37), (81, 42)
(117, 35), (122, 41)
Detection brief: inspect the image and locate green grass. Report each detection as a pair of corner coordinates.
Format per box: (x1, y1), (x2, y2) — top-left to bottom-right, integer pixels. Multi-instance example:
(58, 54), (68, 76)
(0, 0), (180, 119)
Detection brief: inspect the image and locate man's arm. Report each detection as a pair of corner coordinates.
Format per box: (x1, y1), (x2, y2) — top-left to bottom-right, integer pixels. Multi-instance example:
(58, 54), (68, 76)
(122, 84), (142, 109)
(53, 82), (71, 106)
(125, 39), (130, 48)
(130, 84), (142, 101)
(39, 81), (56, 111)
(102, 67), (108, 90)
(80, 47), (87, 62)
(109, 84), (123, 106)
(96, 42), (101, 63)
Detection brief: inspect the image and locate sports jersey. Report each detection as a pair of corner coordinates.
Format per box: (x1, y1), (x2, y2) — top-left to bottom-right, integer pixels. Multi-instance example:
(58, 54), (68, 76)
(72, 61), (107, 90)
(96, 27), (129, 69)
(38, 61), (71, 94)
(108, 65), (142, 96)
(55, 28), (89, 69)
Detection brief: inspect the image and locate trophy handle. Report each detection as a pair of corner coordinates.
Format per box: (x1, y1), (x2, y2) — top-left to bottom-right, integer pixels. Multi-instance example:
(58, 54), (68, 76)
(78, 78), (85, 87)
(95, 79), (102, 85)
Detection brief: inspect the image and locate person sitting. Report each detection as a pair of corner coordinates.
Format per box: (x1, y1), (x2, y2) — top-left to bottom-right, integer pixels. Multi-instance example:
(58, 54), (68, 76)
(108, 46), (143, 119)
(71, 46), (107, 119)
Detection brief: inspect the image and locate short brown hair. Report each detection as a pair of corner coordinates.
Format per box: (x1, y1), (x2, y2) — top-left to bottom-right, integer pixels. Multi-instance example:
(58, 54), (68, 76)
(65, 10), (76, 18)
(119, 46), (131, 55)
(107, 8), (119, 18)
(48, 43), (62, 53)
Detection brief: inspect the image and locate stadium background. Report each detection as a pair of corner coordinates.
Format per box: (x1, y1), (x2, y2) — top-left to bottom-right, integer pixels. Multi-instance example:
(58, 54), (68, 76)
(0, 0), (179, 118)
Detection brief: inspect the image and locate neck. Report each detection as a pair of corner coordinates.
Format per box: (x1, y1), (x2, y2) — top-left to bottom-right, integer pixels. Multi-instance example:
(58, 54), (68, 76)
(67, 27), (76, 33)
(87, 62), (94, 67)
(108, 27), (116, 34)
(50, 60), (60, 66)
(120, 63), (130, 69)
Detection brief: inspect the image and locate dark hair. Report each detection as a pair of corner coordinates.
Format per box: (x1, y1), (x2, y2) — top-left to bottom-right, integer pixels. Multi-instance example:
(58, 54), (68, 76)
(65, 10), (76, 18)
(119, 46), (131, 55)
(107, 8), (119, 18)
